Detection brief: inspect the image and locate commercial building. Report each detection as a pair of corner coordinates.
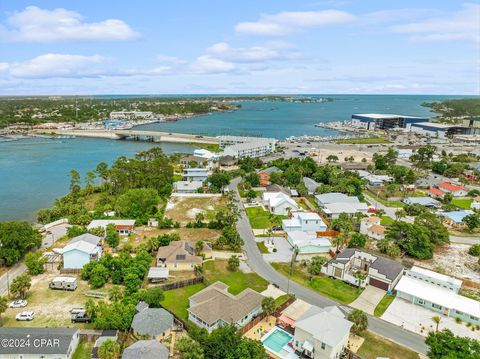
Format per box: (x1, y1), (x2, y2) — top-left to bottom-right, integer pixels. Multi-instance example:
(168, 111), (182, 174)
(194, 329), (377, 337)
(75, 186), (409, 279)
(322, 248), (404, 291)
(0, 327), (80, 359)
(293, 305), (353, 359)
(395, 266), (480, 326)
(351, 114), (428, 131)
(110, 111), (154, 120)
(188, 281), (264, 333)
(410, 122), (466, 138)
(219, 135), (277, 159)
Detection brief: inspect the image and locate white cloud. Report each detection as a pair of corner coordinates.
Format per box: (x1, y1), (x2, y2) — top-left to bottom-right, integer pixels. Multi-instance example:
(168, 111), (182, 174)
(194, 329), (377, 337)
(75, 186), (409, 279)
(6, 54), (106, 78)
(156, 55), (187, 65)
(391, 3), (480, 43)
(206, 42), (283, 62)
(235, 10), (354, 35)
(189, 55), (237, 74)
(2, 6), (138, 42)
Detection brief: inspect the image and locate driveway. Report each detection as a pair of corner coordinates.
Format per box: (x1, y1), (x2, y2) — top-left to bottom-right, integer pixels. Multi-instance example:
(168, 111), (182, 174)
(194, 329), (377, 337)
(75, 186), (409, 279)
(263, 237), (293, 263)
(382, 298), (480, 340)
(350, 285), (386, 315)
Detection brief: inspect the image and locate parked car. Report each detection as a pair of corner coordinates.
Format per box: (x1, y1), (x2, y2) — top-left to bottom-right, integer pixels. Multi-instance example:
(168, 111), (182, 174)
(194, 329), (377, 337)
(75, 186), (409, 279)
(16, 311), (34, 321)
(271, 226), (282, 231)
(71, 311), (92, 323)
(9, 300), (27, 308)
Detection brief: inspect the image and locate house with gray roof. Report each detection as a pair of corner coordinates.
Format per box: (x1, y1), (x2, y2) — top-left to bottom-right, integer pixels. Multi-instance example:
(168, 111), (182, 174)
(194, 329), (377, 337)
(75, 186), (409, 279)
(293, 305), (353, 359)
(68, 233), (102, 246)
(122, 340), (169, 359)
(403, 196), (440, 208)
(303, 177), (320, 195)
(131, 306), (174, 339)
(315, 193), (369, 219)
(322, 248), (404, 291)
(188, 281), (265, 333)
(0, 327), (79, 359)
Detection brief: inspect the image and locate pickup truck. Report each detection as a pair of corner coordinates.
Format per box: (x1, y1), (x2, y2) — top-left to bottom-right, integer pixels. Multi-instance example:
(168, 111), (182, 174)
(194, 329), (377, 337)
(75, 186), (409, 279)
(71, 311), (92, 323)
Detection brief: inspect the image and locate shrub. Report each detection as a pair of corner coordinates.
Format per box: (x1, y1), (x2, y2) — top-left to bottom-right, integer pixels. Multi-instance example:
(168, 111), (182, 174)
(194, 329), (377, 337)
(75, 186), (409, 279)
(468, 244), (480, 257)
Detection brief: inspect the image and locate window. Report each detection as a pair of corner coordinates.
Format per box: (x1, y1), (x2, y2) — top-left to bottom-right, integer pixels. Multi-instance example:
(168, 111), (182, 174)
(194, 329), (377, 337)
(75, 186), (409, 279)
(470, 316), (478, 321)
(417, 299), (425, 305)
(432, 303), (442, 310)
(456, 310), (463, 315)
(321, 342), (326, 350)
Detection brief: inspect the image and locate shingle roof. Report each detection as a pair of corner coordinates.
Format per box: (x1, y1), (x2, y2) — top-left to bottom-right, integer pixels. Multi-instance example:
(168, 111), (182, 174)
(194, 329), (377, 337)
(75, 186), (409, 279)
(437, 181), (466, 192)
(131, 308), (173, 336)
(62, 240), (99, 255)
(315, 193), (360, 205)
(122, 340), (169, 359)
(69, 233), (102, 246)
(188, 281), (264, 325)
(258, 166), (282, 175)
(368, 224), (385, 235)
(156, 240), (203, 265)
(303, 177), (320, 192)
(0, 328), (78, 355)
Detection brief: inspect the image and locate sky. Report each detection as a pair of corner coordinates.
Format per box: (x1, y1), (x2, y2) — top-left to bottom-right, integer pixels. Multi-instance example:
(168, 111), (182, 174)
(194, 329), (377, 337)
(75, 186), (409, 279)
(0, 1), (478, 95)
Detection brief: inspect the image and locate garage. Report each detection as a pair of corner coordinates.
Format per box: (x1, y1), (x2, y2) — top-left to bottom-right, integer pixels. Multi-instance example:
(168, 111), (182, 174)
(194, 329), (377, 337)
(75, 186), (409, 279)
(369, 277), (389, 290)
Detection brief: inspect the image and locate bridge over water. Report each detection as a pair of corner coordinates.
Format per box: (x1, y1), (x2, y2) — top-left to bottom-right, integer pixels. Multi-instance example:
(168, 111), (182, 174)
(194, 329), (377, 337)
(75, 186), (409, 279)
(35, 129), (220, 145)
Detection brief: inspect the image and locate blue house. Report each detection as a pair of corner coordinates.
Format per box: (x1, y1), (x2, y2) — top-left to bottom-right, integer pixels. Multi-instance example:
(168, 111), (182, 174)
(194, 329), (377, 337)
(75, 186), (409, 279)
(62, 239), (102, 269)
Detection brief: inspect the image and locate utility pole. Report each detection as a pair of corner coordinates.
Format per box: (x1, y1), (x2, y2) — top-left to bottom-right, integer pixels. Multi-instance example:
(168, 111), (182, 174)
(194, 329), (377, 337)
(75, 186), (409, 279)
(7, 270), (9, 296)
(287, 245), (299, 295)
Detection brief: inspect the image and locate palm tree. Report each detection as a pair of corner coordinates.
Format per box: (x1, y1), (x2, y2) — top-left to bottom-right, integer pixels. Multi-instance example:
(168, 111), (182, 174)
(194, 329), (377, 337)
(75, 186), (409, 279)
(395, 209), (406, 221)
(98, 339), (121, 359)
(432, 316), (441, 332)
(266, 228), (273, 244)
(354, 271), (368, 288)
(333, 235), (344, 253)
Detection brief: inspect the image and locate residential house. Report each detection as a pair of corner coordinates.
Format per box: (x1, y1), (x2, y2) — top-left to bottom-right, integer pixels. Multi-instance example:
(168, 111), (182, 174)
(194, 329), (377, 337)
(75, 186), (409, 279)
(322, 248), (404, 291)
(87, 220), (135, 235)
(293, 305), (353, 359)
(0, 327), (79, 359)
(472, 197), (480, 210)
(303, 177), (320, 195)
(359, 216), (381, 234)
(395, 266), (480, 326)
(147, 267), (169, 282)
(278, 298), (312, 329)
(357, 170), (393, 186)
(266, 183), (298, 197)
(122, 340), (169, 359)
(366, 224), (385, 241)
(437, 181), (467, 197)
(286, 231), (332, 256)
(131, 304), (174, 339)
(282, 212), (327, 233)
(403, 196), (441, 208)
(257, 166), (282, 186)
(180, 155), (210, 168)
(428, 187), (446, 199)
(156, 240), (203, 271)
(173, 180), (204, 193)
(441, 210), (474, 228)
(91, 330), (118, 359)
(188, 281), (264, 333)
(62, 234), (103, 269)
(218, 155), (237, 167)
(321, 202), (369, 219)
(315, 193), (360, 207)
(183, 168), (211, 182)
(262, 192), (299, 215)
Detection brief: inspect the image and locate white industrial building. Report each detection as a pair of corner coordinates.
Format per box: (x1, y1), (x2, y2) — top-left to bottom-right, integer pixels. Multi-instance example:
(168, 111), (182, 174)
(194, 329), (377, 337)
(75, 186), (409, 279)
(219, 135), (277, 159)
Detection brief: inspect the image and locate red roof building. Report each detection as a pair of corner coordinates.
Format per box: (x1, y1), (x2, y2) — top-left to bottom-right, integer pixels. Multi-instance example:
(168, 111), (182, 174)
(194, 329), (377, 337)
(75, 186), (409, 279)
(437, 181), (466, 193)
(428, 187), (445, 198)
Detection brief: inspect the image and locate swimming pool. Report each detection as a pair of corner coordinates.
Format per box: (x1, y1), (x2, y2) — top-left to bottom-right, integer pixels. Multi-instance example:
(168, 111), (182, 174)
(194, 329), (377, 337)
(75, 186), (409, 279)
(261, 327), (297, 359)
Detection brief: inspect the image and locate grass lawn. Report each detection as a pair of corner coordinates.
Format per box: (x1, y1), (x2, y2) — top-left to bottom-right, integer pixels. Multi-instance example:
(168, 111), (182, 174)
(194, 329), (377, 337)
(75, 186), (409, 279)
(271, 263), (362, 305)
(374, 294), (395, 317)
(274, 294), (293, 308)
(357, 331), (419, 359)
(256, 241), (270, 254)
(365, 190), (404, 208)
(452, 198), (473, 209)
(204, 260), (268, 294)
(335, 137), (389, 144)
(380, 216), (395, 226)
(245, 206), (287, 229)
(189, 142), (220, 152)
(72, 340), (94, 359)
(161, 283), (206, 321)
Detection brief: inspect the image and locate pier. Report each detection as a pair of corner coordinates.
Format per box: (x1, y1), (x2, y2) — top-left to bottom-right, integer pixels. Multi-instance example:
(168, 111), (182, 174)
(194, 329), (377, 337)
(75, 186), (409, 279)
(33, 129), (220, 145)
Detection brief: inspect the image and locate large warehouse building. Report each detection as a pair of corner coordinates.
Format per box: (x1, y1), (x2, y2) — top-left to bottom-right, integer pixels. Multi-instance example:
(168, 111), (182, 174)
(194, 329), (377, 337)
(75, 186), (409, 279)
(351, 114), (429, 131)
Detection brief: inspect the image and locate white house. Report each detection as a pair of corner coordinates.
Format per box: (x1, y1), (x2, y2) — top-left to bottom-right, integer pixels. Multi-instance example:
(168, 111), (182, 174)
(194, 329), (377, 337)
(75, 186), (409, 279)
(286, 231), (332, 256)
(293, 306), (353, 359)
(315, 193), (360, 207)
(359, 217), (385, 240)
(472, 197), (480, 210)
(87, 220), (135, 235)
(282, 212), (327, 232)
(321, 202), (369, 219)
(187, 282), (264, 333)
(359, 216), (381, 234)
(357, 171), (393, 186)
(62, 240), (102, 269)
(262, 192), (299, 215)
(395, 267), (480, 326)
(173, 181), (204, 193)
(0, 327), (80, 359)
(182, 168), (211, 182)
(322, 248), (404, 291)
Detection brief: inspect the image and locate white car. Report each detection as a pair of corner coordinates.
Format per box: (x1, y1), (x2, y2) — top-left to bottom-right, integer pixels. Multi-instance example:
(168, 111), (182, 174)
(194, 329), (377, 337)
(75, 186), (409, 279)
(9, 300), (27, 308)
(16, 311), (34, 321)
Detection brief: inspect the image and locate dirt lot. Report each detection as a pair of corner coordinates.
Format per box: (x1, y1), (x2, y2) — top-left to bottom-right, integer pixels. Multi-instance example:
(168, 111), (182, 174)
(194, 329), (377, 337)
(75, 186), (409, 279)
(2, 272), (104, 328)
(165, 196), (228, 225)
(416, 244), (480, 283)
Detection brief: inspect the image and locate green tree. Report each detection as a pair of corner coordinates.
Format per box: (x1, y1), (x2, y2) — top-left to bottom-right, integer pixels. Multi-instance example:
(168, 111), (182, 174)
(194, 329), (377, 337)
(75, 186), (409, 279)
(69, 169), (81, 193)
(348, 233), (367, 248)
(85, 171), (96, 193)
(326, 155), (339, 163)
(463, 214), (480, 232)
(123, 273), (142, 294)
(246, 189), (257, 202)
(0, 221), (42, 266)
(95, 162), (109, 183)
(261, 296), (276, 315)
(138, 287), (165, 307)
(432, 315), (441, 332)
(195, 240), (204, 256)
(385, 221), (435, 259)
(426, 329), (480, 359)
(98, 339), (121, 359)
(176, 337), (204, 359)
(353, 271), (368, 287)
(24, 252), (47, 275)
(307, 256), (327, 275)
(235, 338), (268, 359)
(468, 244), (480, 256)
(10, 273), (31, 299)
(227, 255), (240, 271)
(245, 173), (260, 187)
(208, 173), (231, 192)
(115, 188), (159, 222)
(0, 296), (7, 324)
(347, 309), (368, 334)
(108, 285), (123, 302)
(89, 264), (109, 289)
(105, 224), (120, 249)
(414, 212), (449, 245)
(410, 145), (436, 171)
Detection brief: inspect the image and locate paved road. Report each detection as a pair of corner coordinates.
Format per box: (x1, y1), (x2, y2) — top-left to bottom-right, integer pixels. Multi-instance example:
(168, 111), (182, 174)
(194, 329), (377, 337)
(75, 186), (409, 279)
(0, 262), (27, 295)
(229, 178), (428, 354)
(450, 236), (480, 245)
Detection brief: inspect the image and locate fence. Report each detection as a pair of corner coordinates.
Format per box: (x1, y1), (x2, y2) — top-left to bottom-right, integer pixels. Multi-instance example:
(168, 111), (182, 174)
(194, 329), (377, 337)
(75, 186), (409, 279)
(159, 276), (204, 291)
(59, 268), (81, 275)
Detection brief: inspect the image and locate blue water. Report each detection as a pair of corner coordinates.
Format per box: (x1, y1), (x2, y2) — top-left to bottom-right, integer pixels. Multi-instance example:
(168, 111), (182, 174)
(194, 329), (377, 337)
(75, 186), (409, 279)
(262, 328), (293, 353)
(0, 94), (468, 221)
(0, 137), (193, 222)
